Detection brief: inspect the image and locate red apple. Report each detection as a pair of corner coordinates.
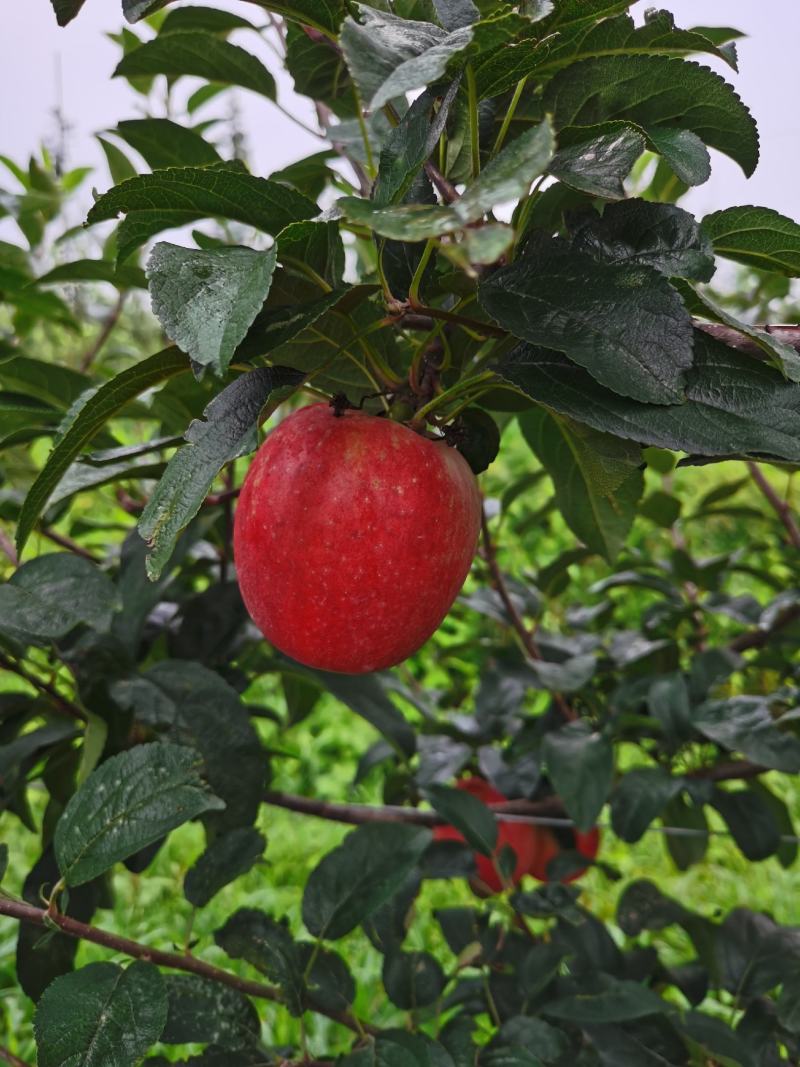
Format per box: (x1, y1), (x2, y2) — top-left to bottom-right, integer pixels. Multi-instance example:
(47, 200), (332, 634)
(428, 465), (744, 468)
(433, 776), (539, 894)
(234, 403), (481, 674)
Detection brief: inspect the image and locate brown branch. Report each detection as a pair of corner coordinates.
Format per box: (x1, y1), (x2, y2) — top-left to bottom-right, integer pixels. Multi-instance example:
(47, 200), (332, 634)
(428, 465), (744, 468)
(424, 161), (459, 205)
(79, 292), (126, 373)
(0, 1049), (31, 1067)
(729, 604), (800, 652)
(0, 653), (86, 723)
(409, 303), (507, 338)
(746, 461), (800, 551)
(697, 322), (800, 358)
(0, 898), (370, 1036)
(688, 759), (766, 782)
(39, 527), (100, 563)
(480, 506), (577, 722)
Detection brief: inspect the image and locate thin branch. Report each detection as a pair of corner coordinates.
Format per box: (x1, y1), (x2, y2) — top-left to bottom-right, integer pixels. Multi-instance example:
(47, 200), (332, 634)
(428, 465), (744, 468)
(79, 292), (126, 373)
(0, 1048), (31, 1067)
(697, 322), (800, 358)
(0, 898), (371, 1036)
(729, 604), (800, 652)
(480, 505), (577, 722)
(0, 527), (18, 566)
(0, 653), (86, 723)
(407, 303), (506, 338)
(424, 161), (459, 205)
(746, 461), (800, 550)
(39, 527), (100, 563)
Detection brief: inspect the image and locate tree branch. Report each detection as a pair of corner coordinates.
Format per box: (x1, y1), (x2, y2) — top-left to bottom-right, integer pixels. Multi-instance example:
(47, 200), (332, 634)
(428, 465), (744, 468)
(0, 653), (86, 723)
(424, 161), (459, 205)
(0, 898), (371, 1036)
(746, 461), (800, 550)
(729, 604), (800, 652)
(697, 322), (800, 358)
(0, 1049), (31, 1067)
(480, 506), (577, 722)
(39, 527), (100, 563)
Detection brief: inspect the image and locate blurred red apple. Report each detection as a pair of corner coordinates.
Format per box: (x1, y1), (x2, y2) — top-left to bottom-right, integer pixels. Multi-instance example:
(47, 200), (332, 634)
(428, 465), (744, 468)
(234, 403), (481, 674)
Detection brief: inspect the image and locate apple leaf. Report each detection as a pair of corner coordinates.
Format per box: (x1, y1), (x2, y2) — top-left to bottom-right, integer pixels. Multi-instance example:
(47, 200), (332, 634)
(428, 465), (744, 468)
(138, 365), (304, 579)
(147, 243), (278, 376)
(112, 118), (222, 169)
(702, 205), (800, 276)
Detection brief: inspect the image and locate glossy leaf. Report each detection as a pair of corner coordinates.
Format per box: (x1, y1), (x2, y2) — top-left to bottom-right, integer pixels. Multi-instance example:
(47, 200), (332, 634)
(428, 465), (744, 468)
(692, 696), (800, 773)
(702, 205), (800, 276)
(549, 122), (645, 200)
(425, 783), (497, 856)
(184, 827), (266, 907)
(542, 721), (612, 831)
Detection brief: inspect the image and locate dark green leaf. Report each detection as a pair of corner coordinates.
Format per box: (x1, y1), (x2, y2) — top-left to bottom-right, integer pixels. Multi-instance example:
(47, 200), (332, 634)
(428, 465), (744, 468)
(549, 123), (645, 200)
(527, 653), (596, 693)
(693, 696), (800, 773)
(49, 0), (88, 26)
(616, 880), (688, 936)
(301, 943), (356, 1014)
(424, 783), (497, 856)
(112, 118), (222, 169)
(139, 365), (303, 580)
(519, 406), (643, 561)
(16, 347), (188, 555)
(711, 787), (781, 861)
(480, 236), (693, 404)
(570, 199), (714, 280)
(184, 827), (265, 907)
(483, 1016), (568, 1065)
(497, 330), (800, 463)
(161, 974), (259, 1048)
(544, 55), (759, 177)
(542, 720), (612, 831)
(302, 823), (431, 939)
(34, 961), (167, 1067)
(147, 243), (278, 375)
(86, 168), (316, 263)
(115, 32), (276, 100)
(35, 259), (147, 288)
(54, 742), (224, 886)
(544, 978), (670, 1023)
(647, 672), (692, 740)
(433, 0), (478, 31)
(662, 794), (708, 870)
(702, 205), (800, 276)
(610, 769), (683, 843)
(647, 127), (711, 187)
(457, 118), (554, 220)
(159, 6), (257, 34)
(214, 909), (305, 1015)
(383, 950), (446, 1009)
(97, 135), (138, 185)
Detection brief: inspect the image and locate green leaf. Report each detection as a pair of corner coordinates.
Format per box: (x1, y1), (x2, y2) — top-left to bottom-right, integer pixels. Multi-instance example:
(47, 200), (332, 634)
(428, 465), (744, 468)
(115, 31), (276, 100)
(458, 118), (554, 219)
(543, 978), (670, 1023)
(159, 5), (258, 35)
(35, 961), (167, 1066)
(214, 909), (306, 1015)
(647, 127), (711, 187)
(112, 118), (222, 169)
(662, 794), (708, 870)
(5, 553), (118, 639)
(54, 742), (224, 886)
(711, 787), (781, 862)
(549, 123), (645, 200)
(35, 259), (147, 288)
(0, 843), (7, 882)
(484, 1016), (568, 1065)
(497, 330), (800, 463)
(610, 769), (683, 843)
(569, 199), (715, 281)
(544, 55), (759, 177)
(433, 0), (478, 31)
(139, 365), (303, 580)
(542, 720), (612, 831)
(692, 696), (800, 773)
(702, 205), (800, 276)
(123, 0), (169, 21)
(147, 243), (278, 375)
(424, 783), (497, 856)
(97, 135), (139, 185)
(302, 823), (431, 939)
(184, 827), (266, 907)
(383, 951), (446, 1009)
(519, 406), (643, 561)
(49, 0), (88, 26)
(480, 236), (693, 404)
(15, 347), (188, 555)
(161, 974), (259, 1048)
(86, 168), (316, 263)
(616, 879), (688, 936)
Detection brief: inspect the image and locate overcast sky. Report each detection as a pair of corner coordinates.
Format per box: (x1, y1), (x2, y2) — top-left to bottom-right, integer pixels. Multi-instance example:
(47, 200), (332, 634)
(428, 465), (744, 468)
(2, 0), (799, 231)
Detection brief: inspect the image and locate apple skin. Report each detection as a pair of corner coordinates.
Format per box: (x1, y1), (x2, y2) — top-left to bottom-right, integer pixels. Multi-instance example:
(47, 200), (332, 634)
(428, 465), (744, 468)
(433, 776), (539, 894)
(233, 403), (481, 674)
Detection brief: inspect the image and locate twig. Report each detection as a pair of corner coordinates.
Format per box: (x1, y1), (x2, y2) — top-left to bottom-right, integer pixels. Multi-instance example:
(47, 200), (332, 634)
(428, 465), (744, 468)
(480, 505), (577, 721)
(39, 527), (100, 563)
(0, 527), (18, 566)
(407, 303), (506, 338)
(746, 461), (800, 550)
(79, 292), (126, 373)
(0, 653), (86, 723)
(424, 161), (459, 205)
(0, 1049), (31, 1067)
(729, 604), (800, 652)
(0, 898), (372, 1036)
(697, 322), (800, 358)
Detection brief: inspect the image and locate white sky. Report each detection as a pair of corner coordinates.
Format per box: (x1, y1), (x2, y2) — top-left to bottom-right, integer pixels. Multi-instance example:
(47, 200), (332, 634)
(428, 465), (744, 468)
(1, 0), (799, 228)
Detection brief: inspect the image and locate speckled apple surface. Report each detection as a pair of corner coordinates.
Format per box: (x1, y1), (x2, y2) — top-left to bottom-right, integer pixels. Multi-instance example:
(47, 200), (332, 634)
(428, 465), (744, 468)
(233, 403), (482, 673)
